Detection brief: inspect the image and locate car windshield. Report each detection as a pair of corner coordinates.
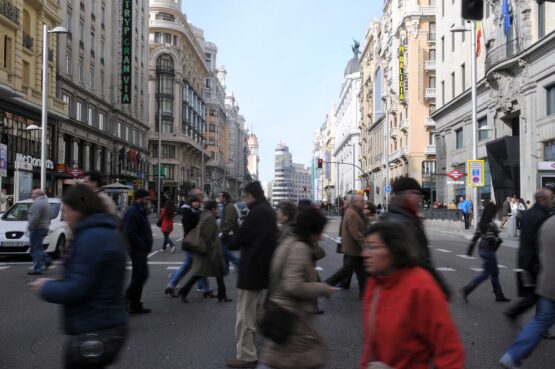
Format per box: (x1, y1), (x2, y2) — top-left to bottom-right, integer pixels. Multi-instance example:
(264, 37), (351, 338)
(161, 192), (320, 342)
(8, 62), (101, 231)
(2, 203), (61, 221)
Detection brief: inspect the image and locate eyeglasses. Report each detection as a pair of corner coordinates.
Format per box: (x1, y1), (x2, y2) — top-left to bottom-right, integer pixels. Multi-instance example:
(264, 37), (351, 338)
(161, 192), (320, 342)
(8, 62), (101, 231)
(363, 243), (387, 252)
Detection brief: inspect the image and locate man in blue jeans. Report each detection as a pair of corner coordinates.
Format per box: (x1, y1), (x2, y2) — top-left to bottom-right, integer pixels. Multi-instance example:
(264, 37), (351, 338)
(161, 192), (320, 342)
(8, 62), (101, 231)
(218, 191), (240, 274)
(458, 196), (473, 229)
(27, 189), (52, 275)
(500, 214), (555, 368)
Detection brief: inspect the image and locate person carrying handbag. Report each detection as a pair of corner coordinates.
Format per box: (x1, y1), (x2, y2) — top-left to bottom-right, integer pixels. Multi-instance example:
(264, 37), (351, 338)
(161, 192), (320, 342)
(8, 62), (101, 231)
(461, 202), (510, 303)
(159, 200), (176, 253)
(257, 207), (334, 369)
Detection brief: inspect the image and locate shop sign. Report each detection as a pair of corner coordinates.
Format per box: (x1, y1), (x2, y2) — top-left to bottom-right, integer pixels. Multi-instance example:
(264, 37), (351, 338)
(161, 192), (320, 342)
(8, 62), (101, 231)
(538, 161), (555, 171)
(447, 169), (464, 181)
(399, 45), (406, 101)
(67, 168), (84, 178)
(0, 144), (7, 177)
(121, 0), (133, 104)
(16, 153), (54, 170)
(55, 163), (67, 173)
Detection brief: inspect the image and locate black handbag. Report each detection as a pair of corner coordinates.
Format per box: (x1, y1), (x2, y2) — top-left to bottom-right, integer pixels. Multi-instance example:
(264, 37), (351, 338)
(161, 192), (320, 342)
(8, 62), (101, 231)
(260, 245), (298, 344)
(156, 218), (162, 228)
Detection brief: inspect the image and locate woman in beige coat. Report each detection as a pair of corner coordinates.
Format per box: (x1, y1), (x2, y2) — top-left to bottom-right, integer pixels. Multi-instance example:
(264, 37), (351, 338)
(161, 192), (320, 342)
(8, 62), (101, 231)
(178, 201), (231, 303)
(258, 207), (334, 369)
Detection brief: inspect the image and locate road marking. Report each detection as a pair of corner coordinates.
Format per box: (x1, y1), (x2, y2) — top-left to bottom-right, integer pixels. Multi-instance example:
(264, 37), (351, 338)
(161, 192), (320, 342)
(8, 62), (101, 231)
(166, 267), (179, 270)
(0, 266), (10, 270)
(470, 268), (484, 272)
(147, 250), (159, 259)
(457, 255), (476, 260)
(322, 234), (335, 241)
(513, 268), (524, 272)
(176, 237), (183, 242)
(315, 266), (324, 271)
(498, 264), (508, 268)
(145, 261), (183, 265)
(436, 267), (456, 271)
(435, 249), (452, 253)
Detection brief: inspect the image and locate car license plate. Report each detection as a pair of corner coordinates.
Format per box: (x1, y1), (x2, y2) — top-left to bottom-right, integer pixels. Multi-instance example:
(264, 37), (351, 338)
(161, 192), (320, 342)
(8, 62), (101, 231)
(1, 241), (27, 247)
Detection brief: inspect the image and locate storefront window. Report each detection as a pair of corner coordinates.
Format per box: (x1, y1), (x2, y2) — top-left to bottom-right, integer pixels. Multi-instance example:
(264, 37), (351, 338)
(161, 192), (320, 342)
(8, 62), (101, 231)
(544, 139), (555, 161)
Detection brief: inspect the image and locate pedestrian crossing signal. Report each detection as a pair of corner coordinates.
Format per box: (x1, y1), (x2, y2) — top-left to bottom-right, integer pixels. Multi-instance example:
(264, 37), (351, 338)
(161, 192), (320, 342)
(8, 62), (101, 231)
(317, 159), (323, 169)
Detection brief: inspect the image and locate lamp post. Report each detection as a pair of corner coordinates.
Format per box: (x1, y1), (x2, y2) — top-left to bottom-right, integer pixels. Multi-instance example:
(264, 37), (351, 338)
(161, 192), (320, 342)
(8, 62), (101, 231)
(26, 25), (67, 194)
(157, 76), (162, 217)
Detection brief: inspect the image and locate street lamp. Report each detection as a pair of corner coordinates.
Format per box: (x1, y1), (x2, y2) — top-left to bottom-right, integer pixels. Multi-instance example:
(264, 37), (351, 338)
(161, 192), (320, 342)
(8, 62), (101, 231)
(451, 22), (479, 229)
(27, 25), (67, 193)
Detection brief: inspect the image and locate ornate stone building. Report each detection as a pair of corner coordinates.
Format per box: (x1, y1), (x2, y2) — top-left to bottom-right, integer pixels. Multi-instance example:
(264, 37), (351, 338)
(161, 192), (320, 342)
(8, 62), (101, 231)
(433, 0), (555, 204)
(247, 132), (259, 181)
(148, 0), (209, 199)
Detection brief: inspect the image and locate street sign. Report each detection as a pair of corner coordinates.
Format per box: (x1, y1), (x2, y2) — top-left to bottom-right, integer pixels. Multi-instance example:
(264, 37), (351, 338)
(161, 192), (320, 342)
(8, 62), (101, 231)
(55, 163), (67, 173)
(467, 160), (485, 187)
(447, 169), (464, 181)
(384, 185), (391, 193)
(447, 180), (465, 185)
(67, 168), (84, 178)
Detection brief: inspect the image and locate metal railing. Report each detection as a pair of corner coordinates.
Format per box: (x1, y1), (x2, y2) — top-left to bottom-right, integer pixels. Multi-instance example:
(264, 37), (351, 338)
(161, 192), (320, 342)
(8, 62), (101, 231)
(485, 38), (522, 72)
(424, 117), (436, 128)
(22, 32), (33, 51)
(424, 88), (436, 98)
(424, 60), (436, 70)
(0, 0), (20, 25)
(425, 144), (436, 155)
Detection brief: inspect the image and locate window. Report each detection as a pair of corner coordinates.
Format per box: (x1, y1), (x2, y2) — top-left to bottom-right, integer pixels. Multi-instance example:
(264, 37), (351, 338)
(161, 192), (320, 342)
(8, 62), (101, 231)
(76, 101), (84, 122)
(100, 74), (105, 94)
(205, 53), (211, 64)
(548, 85), (555, 115)
(173, 35), (177, 46)
(79, 21), (84, 41)
(88, 106), (94, 126)
(478, 117), (489, 141)
(154, 32), (161, 43)
(90, 68), (95, 89)
(62, 94), (72, 116)
(441, 81), (445, 105)
(151, 144), (176, 158)
(461, 21), (466, 43)
(78, 60), (84, 82)
(3, 36), (13, 70)
(544, 140), (555, 161)
(429, 49), (436, 61)
(125, 126), (129, 141)
(98, 111), (105, 130)
(91, 33), (95, 51)
(101, 40), (105, 59)
(429, 132), (435, 145)
(538, 1), (545, 38)
(65, 54), (71, 75)
(375, 67), (382, 113)
(163, 33), (172, 44)
(23, 61), (30, 85)
(441, 0), (444, 16)
(156, 12), (175, 21)
(67, 12), (72, 32)
(441, 36), (445, 62)
(451, 30), (455, 52)
(429, 76), (436, 89)
(455, 128), (464, 149)
(451, 72), (455, 99)
(117, 121), (122, 138)
(461, 63), (466, 91)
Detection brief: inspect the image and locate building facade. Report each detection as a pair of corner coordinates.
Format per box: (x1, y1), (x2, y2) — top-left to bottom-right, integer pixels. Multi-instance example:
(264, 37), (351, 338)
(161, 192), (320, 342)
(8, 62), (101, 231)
(56, 0), (150, 196)
(247, 132), (259, 181)
(312, 104), (337, 203)
(1, 0), (66, 197)
(432, 0), (555, 205)
(272, 142), (311, 206)
(148, 0), (209, 200)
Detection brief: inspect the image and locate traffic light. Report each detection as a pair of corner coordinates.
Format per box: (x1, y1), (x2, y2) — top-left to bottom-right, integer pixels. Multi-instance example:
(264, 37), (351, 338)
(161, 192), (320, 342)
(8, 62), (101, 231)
(461, 0), (483, 20)
(317, 158), (323, 169)
(365, 186), (371, 194)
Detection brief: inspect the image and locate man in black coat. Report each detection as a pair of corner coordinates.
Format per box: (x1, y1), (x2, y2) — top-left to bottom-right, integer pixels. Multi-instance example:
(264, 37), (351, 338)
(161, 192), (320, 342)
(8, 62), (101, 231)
(505, 189), (553, 321)
(226, 181), (277, 368)
(381, 177), (451, 300)
(123, 189), (153, 314)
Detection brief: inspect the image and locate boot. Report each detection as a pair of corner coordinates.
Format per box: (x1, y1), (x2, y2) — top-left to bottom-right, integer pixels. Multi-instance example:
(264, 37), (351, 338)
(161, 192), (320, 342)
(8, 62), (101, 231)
(461, 283), (478, 303)
(494, 287), (511, 302)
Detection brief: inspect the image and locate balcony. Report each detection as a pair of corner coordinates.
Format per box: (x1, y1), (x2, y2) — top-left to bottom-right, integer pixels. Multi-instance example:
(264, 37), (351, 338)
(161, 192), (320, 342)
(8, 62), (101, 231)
(0, 0), (20, 25)
(424, 117), (436, 129)
(22, 32), (33, 51)
(425, 144), (436, 155)
(389, 150), (401, 162)
(400, 119), (409, 131)
(151, 0), (181, 9)
(427, 32), (436, 43)
(424, 60), (436, 71)
(424, 88), (436, 99)
(485, 38), (522, 72)
(419, 6), (436, 15)
(390, 127), (398, 138)
(401, 146), (409, 157)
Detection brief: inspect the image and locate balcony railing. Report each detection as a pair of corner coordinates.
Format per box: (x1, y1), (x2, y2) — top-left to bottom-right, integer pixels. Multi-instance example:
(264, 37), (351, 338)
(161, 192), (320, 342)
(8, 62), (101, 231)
(22, 32), (33, 51)
(401, 146), (409, 157)
(424, 117), (436, 128)
(425, 144), (436, 155)
(425, 88), (436, 99)
(419, 6), (435, 15)
(389, 150), (401, 162)
(0, 0), (20, 25)
(485, 38), (522, 72)
(424, 60), (436, 70)
(400, 119), (409, 131)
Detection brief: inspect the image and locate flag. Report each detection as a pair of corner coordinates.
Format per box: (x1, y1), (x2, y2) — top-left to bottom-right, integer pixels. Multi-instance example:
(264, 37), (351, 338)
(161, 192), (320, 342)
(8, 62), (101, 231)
(502, 0), (511, 37)
(476, 21), (482, 57)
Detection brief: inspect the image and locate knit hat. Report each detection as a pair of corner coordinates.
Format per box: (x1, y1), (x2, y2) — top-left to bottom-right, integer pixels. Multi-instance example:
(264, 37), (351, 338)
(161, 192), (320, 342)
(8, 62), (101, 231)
(134, 188), (150, 199)
(244, 181), (265, 200)
(391, 177), (424, 195)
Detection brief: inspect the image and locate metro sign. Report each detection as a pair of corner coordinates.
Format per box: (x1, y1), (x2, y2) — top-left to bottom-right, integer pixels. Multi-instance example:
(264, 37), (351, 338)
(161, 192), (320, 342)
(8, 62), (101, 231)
(67, 168), (84, 178)
(447, 169), (464, 181)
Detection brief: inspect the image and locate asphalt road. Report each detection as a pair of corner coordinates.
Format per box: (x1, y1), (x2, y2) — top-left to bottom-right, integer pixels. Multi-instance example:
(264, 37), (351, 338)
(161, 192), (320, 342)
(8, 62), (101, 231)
(0, 217), (553, 369)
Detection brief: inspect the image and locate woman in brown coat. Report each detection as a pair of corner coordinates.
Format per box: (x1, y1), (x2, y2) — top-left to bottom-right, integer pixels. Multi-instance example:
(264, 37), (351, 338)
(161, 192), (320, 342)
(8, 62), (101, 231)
(178, 201), (231, 303)
(258, 207), (334, 369)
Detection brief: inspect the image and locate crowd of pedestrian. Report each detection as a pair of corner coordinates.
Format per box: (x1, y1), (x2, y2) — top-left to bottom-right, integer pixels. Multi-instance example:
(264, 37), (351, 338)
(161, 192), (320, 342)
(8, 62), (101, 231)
(21, 171), (555, 369)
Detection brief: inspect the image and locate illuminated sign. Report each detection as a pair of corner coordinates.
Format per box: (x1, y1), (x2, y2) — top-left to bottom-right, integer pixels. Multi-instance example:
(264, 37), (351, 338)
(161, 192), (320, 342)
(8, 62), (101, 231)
(399, 45), (405, 101)
(121, 0), (133, 104)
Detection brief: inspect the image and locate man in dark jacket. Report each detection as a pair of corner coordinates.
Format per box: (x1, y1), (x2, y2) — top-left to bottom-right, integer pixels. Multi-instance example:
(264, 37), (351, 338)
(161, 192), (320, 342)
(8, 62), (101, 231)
(123, 189), (153, 314)
(381, 177), (451, 300)
(226, 181), (277, 369)
(505, 189), (553, 321)
(219, 191), (240, 274)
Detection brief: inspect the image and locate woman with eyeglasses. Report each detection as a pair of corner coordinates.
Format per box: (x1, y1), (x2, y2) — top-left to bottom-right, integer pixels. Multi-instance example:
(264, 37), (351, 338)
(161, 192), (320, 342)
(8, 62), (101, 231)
(360, 221), (464, 369)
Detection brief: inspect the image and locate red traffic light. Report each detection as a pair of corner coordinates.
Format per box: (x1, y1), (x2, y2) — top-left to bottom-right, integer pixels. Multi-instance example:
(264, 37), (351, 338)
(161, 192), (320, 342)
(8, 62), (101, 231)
(317, 159), (323, 169)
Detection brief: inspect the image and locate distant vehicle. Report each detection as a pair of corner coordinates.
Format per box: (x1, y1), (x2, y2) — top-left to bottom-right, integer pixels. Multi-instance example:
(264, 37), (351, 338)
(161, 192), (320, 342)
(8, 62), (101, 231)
(0, 198), (70, 259)
(235, 201), (248, 219)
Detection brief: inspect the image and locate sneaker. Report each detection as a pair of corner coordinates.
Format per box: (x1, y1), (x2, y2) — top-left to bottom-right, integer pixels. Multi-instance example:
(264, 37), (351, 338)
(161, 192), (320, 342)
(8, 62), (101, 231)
(160, 248), (166, 253)
(171, 246), (176, 254)
(499, 353), (520, 369)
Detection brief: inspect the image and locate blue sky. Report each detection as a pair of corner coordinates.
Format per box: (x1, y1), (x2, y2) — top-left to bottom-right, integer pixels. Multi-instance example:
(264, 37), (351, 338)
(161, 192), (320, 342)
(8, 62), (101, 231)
(183, 1), (381, 182)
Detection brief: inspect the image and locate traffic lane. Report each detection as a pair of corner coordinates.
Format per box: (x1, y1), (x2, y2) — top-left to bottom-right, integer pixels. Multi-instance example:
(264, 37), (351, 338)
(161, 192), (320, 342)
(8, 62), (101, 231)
(428, 234), (552, 369)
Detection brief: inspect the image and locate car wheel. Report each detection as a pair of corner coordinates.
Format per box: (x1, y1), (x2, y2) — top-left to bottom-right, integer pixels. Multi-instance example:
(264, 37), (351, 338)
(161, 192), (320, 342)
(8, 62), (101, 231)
(52, 235), (66, 259)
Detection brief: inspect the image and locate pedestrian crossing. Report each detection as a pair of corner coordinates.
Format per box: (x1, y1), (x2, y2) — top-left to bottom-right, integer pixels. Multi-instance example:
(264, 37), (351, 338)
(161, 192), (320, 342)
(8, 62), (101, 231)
(433, 247), (520, 273)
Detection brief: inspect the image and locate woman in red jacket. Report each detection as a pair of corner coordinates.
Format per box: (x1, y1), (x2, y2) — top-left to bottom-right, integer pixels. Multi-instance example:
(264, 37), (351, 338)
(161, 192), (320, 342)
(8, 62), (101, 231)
(160, 200), (176, 253)
(360, 221), (464, 369)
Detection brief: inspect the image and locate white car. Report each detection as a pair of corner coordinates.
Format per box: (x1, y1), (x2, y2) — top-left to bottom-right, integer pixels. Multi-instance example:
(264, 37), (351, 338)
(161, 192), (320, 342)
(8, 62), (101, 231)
(0, 198), (70, 259)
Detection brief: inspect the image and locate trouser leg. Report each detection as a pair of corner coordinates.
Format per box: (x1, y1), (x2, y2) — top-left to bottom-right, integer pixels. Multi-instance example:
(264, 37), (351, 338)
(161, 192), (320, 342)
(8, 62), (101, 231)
(352, 256), (367, 297)
(507, 293), (539, 319)
(30, 229), (48, 272)
(179, 275), (201, 300)
(167, 252), (192, 288)
(325, 255), (355, 287)
(235, 289), (262, 361)
(126, 250), (149, 309)
(216, 276), (226, 297)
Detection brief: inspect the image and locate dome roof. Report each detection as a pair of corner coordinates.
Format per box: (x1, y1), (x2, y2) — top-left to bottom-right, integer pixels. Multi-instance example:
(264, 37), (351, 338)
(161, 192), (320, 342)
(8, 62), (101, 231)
(344, 55), (361, 77)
